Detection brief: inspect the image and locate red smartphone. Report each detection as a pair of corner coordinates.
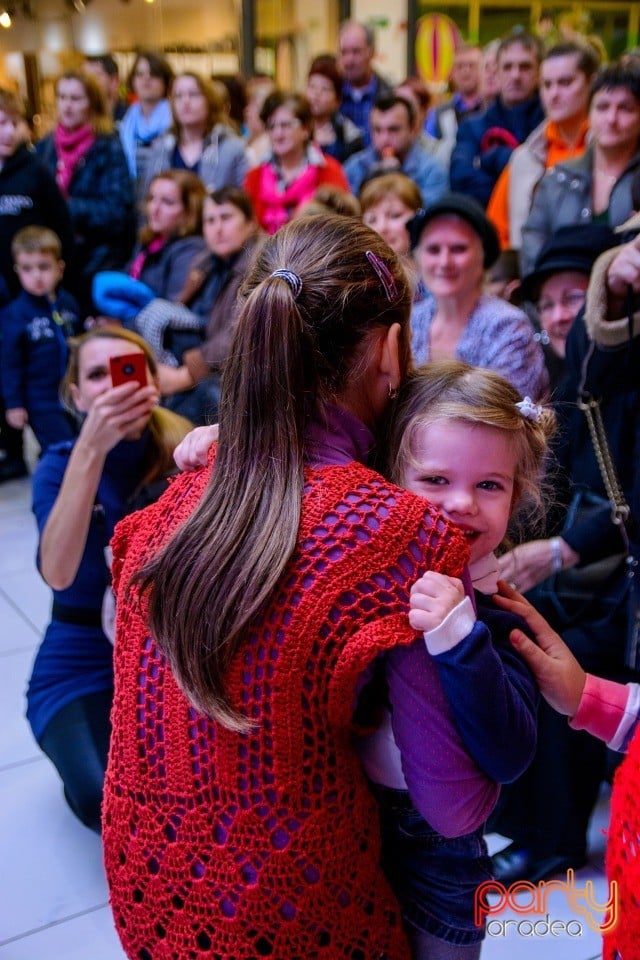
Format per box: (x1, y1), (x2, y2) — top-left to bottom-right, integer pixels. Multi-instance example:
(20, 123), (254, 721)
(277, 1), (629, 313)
(109, 353), (147, 388)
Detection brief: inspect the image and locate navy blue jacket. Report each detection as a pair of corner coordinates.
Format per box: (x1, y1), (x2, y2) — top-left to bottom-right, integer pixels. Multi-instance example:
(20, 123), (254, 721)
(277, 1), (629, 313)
(450, 94), (544, 207)
(0, 144), (73, 296)
(36, 133), (136, 307)
(1, 288), (79, 412)
(433, 592), (538, 784)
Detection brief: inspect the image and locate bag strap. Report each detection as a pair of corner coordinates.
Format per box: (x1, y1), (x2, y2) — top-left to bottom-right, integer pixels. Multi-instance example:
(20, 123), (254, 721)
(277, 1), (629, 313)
(577, 341), (631, 548)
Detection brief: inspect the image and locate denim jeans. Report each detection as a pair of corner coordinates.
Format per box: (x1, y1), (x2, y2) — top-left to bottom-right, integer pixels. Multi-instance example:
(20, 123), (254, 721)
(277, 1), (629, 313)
(372, 784), (492, 946)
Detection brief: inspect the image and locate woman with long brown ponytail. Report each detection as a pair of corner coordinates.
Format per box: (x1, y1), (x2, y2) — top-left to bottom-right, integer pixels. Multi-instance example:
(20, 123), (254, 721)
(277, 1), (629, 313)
(102, 215), (494, 959)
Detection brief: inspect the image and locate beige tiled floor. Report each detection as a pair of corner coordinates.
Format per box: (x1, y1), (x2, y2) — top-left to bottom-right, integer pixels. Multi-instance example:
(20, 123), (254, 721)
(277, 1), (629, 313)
(0, 470), (608, 958)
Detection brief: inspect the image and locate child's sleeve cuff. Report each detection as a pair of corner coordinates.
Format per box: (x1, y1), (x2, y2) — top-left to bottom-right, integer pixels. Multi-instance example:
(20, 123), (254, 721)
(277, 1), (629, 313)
(423, 596), (477, 655)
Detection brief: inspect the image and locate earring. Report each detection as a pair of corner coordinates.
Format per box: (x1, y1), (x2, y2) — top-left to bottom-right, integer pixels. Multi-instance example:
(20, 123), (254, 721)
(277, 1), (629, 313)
(388, 382), (398, 400)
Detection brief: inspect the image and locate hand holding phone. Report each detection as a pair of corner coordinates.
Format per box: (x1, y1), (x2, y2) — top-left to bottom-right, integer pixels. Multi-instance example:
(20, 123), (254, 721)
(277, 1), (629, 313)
(109, 352), (148, 388)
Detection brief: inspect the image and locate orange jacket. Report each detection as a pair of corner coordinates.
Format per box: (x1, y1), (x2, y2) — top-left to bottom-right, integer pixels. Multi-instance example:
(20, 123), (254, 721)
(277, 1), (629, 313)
(487, 119), (589, 250)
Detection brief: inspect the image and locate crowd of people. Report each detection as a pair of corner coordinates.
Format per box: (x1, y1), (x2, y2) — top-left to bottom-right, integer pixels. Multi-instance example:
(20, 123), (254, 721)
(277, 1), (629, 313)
(2, 16), (640, 960)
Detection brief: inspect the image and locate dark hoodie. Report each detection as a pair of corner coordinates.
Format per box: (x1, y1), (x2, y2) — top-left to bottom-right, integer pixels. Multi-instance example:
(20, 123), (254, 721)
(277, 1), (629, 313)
(0, 143), (73, 295)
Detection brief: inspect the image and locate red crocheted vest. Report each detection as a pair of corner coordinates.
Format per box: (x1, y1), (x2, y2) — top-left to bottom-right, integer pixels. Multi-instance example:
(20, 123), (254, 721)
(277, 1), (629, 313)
(604, 723), (640, 959)
(103, 460), (467, 959)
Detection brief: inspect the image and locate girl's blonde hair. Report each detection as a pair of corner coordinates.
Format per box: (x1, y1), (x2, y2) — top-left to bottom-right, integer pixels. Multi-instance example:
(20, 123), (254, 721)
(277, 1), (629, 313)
(387, 360), (555, 537)
(61, 326), (192, 488)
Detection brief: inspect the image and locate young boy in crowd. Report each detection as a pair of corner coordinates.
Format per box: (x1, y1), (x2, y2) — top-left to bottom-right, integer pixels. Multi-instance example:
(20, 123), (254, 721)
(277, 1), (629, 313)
(1, 227), (79, 453)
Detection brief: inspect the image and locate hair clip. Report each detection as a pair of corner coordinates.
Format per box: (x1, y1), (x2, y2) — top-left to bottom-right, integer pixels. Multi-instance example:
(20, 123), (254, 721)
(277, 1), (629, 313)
(365, 250), (398, 303)
(516, 397), (543, 422)
(270, 269), (303, 300)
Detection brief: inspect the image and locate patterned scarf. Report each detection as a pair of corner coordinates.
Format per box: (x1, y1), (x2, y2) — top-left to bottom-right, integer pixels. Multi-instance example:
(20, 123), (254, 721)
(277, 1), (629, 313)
(257, 161), (322, 234)
(53, 123), (95, 197)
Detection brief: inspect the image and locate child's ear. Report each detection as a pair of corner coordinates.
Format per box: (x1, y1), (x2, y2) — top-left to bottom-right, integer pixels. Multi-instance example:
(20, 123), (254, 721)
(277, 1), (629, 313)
(58, 260), (65, 273)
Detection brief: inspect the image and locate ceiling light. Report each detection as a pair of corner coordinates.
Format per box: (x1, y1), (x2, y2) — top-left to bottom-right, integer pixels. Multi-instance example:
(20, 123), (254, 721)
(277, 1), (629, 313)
(0, 9), (12, 27)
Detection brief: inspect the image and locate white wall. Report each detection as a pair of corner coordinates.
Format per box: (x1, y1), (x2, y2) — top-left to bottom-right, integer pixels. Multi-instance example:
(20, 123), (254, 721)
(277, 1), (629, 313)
(352, 0), (408, 83)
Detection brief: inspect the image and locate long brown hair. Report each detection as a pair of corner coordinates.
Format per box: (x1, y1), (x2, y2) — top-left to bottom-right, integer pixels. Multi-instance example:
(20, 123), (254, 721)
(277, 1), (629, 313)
(170, 71), (225, 135)
(141, 215), (411, 728)
(61, 326), (192, 488)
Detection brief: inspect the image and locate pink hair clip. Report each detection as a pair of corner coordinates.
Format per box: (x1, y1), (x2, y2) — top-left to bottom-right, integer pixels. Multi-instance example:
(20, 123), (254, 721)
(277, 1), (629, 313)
(365, 250), (398, 303)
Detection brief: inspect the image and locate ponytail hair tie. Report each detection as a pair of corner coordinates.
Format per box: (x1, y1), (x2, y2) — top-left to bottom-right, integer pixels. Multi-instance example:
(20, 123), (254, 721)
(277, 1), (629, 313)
(365, 250), (398, 302)
(516, 397), (543, 422)
(270, 269), (303, 300)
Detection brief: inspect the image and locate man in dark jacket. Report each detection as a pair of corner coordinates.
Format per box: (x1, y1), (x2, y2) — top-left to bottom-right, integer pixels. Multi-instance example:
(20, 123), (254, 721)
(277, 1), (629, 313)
(450, 32), (545, 207)
(338, 21), (393, 147)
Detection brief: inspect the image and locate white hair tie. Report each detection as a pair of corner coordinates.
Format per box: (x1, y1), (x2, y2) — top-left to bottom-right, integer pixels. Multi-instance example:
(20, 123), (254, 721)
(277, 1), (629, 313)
(516, 397), (543, 422)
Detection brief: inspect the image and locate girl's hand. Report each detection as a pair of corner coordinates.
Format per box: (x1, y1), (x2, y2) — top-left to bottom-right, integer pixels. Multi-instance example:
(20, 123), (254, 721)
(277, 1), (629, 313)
(173, 424), (218, 470)
(494, 581), (586, 716)
(78, 381), (159, 457)
(409, 572), (465, 633)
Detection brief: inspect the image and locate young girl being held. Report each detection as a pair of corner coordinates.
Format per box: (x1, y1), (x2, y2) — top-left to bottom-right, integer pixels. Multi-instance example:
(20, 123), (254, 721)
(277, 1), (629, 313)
(166, 360), (555, 959)
(368, 360), (555, 960)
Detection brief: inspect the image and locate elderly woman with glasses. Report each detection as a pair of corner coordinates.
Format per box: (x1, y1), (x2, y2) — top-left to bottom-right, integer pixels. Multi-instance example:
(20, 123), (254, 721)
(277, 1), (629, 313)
(518, 223), (616, 392)
(243, 91), (350, 234)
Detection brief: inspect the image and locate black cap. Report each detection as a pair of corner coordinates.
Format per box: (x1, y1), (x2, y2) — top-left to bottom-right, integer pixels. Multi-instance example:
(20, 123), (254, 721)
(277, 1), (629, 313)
(407, 192), (501, 268)
(519, 223), (618, 302)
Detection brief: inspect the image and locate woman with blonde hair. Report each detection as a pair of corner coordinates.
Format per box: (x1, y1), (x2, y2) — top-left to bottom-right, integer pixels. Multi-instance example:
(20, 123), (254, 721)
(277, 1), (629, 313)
(26, 326), (192, 833)
(360, 172), (423, 295)
(36, 70), (135, 315)
(138, 71), (247, 208)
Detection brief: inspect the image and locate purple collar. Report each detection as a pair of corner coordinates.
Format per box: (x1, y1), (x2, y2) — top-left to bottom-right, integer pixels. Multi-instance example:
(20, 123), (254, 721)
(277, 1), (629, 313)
(305, 404), (375, 467)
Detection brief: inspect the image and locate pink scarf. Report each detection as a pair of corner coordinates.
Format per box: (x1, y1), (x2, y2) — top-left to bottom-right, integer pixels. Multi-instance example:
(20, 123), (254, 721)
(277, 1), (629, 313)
(258, 162), (322, 234)
(53, 123), (96, 197)
(129, 235), (166, 280)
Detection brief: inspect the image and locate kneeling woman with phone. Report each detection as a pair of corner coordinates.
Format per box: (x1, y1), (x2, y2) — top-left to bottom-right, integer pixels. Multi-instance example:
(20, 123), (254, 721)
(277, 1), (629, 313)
(26, 327), (192, 832)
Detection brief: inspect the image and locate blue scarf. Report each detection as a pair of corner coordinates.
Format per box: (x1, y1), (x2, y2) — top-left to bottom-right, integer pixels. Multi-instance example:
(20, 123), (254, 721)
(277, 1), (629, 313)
(119, 99), (172, 176)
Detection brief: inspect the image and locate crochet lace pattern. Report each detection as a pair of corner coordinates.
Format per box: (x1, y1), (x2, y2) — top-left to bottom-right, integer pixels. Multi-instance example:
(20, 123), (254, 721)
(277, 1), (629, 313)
(103, 460), (467, 959)
(604, 724), (640, 959)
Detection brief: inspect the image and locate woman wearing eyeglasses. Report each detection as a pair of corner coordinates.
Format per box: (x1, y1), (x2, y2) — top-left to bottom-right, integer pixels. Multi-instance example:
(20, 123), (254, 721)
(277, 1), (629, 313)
(243, 91), (350, 234)
(518, 223), (616, 392)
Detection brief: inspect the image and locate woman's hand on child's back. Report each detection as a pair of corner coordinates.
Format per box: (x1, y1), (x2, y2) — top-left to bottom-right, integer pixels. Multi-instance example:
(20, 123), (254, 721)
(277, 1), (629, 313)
(79, 381), (159, 457)
(409, 571), (466, 633)
(173, 424), (218, 470)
